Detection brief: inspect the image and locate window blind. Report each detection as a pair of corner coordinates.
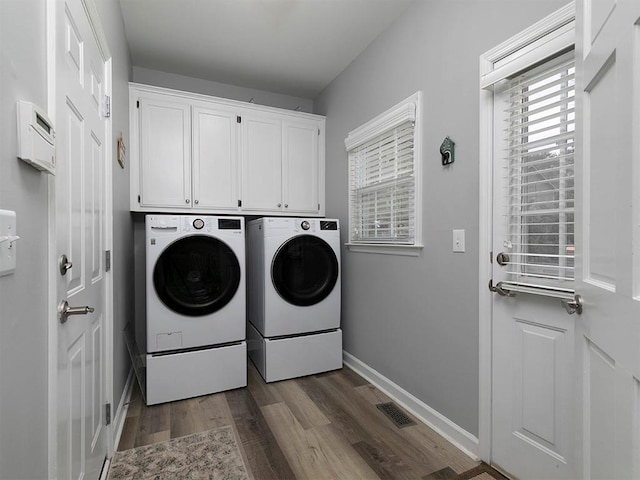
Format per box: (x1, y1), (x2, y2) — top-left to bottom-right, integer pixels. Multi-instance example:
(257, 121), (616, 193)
(349, 120), (415, 243)
(502, 53), (575, 287)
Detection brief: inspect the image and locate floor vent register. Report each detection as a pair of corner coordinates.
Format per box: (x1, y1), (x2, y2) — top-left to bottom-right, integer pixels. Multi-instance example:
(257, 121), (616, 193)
(375, 402), (416, 428)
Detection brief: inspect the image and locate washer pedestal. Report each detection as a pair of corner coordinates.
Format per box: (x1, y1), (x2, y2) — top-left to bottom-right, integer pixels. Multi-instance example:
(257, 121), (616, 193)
(247, 322), (342, 383)
(145, 342), (246, 405)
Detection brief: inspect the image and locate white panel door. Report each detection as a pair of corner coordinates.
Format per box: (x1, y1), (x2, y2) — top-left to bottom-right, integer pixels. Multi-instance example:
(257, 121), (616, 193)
(576, 0), (640, 477)
(138, 94), (191, 208)
(240, 113), (282, 211)
(192, 105), (238, 210)
(55, 0), (108, 478)
(283, 120), (319, 214)
(490, 52), (578, 479)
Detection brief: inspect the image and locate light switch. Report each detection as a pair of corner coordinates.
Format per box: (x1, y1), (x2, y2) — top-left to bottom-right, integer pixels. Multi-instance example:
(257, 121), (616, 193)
(0, 210), (18, 276)
(453, 229), (465, 253)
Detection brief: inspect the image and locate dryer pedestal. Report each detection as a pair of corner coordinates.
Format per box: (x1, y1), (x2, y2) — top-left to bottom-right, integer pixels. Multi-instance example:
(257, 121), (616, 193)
(145, 342), (247, 405)
(248, 322), (342, 383)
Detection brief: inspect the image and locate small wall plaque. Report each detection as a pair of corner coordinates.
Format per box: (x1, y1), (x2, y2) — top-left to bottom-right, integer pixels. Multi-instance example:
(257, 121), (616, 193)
(440, 136), (455, 166)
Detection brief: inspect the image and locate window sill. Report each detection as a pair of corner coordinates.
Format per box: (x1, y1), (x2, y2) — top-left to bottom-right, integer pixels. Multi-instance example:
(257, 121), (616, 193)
(345, 243), (424, 257)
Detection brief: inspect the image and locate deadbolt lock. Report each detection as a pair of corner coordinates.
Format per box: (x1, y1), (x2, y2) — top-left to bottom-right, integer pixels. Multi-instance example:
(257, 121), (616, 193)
(496, 252), (510, 266)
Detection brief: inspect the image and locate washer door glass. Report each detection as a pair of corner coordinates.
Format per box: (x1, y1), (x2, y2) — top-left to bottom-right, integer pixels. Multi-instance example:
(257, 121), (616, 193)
(153, 235), (240, 316)
(271, 235), (339, 306)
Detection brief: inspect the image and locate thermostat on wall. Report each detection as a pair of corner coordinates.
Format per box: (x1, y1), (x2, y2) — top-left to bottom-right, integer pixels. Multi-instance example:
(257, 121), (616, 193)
(16, 101), (56, 175)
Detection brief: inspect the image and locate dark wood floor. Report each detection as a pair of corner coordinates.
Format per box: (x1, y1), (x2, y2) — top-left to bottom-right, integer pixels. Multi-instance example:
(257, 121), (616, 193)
(118, 362), (486, 479)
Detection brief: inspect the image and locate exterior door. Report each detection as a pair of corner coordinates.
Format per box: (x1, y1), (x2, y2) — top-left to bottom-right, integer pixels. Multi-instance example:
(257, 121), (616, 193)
(55, 0), (109, 477)
(490, 51), (578, 479)
(576, 0), (640, 477)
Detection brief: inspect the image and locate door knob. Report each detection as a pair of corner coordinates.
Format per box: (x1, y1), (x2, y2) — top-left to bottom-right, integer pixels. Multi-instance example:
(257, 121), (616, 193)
(58, 254), (73, 276)
(58, 300), (94, 324)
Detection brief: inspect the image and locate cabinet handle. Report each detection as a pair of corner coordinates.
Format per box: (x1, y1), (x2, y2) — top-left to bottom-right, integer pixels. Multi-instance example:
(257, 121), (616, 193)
(284, 204), (288, 208)
(277, 203), (282, 208)
(185, 199), (190, 204)
(194, 200), (199, 205)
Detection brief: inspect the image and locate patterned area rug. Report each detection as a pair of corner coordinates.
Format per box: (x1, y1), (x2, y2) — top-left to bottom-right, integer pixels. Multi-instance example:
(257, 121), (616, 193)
(424, 462), (510, 480)
(108, 426), (249, 480)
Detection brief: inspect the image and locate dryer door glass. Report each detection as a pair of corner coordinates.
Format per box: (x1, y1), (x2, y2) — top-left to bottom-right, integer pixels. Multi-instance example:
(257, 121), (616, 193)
(153, 235), (241, 316)
(272, 235), (339, 306)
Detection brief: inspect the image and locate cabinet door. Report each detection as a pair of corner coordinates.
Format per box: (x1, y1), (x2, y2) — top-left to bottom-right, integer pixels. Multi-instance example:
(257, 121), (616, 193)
(192, 106), (238, 210)
(283, 120), (320, 213)
(139, 96), (191, 207)
(241, 114), (282, 211)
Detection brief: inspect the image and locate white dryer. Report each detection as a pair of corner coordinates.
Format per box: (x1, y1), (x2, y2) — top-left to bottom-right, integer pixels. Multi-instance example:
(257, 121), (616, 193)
(140, 215), (246, 404)
(247, 217), (342, 382)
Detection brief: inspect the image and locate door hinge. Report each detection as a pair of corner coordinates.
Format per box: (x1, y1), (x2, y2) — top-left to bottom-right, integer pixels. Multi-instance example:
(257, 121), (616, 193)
(138, 195), (141, 203)
(318, 128), (320, 135)
(318, 203), (320, 211)
(103, 95), (111, 118)
(105, 250), (111, 272)
(238, 199), (242, 207)
(237, 116), (241, 123)
(105, 403), (111, 426)
(489, 251), (493, 263)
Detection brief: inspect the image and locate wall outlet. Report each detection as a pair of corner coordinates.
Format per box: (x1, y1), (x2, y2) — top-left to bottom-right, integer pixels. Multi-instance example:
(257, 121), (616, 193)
(453, 229), (465, 253)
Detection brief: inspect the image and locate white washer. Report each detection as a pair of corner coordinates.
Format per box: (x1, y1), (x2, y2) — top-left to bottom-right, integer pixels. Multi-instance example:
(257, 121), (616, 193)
(247, 217), (342, 382)
(146, 214), (246, 351)
(140, 214), (246, 404)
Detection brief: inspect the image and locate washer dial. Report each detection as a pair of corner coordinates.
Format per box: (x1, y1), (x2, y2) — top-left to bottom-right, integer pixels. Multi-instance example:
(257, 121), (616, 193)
(193, 218), (205, 230)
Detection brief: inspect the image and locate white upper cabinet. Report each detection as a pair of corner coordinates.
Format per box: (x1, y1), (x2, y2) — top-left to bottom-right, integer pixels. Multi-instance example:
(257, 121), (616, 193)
(283, 119), (321, 214)
(192, 103), (238, 210)
(240, 112), (282, 212)
(130, 84), (325, 216)
(138, 94), (191, 208)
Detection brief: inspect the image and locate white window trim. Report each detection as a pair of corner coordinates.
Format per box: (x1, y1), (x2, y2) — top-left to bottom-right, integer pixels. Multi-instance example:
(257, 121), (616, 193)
(344, 91), (423, 256)
(477, 1), (575, 464)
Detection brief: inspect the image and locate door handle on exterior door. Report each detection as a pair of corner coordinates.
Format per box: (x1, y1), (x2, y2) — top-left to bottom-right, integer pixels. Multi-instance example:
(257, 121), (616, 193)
(58, 300), (95, 324)
(561, 294), (583, 315)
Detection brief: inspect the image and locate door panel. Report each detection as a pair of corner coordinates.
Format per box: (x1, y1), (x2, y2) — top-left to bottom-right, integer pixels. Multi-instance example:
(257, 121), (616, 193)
(492, 297), (574, 478)
(576, 0), (640, 477)
(56, 0), (108, 478)
(583, 55), (617, 288)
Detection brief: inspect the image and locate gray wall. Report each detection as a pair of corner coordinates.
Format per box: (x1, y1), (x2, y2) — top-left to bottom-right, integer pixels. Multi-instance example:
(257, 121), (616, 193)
(94, 0), (134, 431)
(133, 66), (314, 112)
(315, 0), (569, 436)
(0, 1), (131, 478)
(0, 1), (49, 477)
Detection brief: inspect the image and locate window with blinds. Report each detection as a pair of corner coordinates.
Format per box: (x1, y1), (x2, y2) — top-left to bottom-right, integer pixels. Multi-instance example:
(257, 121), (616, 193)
(503, 52), (575, 287)
(345, 92), (421, 248)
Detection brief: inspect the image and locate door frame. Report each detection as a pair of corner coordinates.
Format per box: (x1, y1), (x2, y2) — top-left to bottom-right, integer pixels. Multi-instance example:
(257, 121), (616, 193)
(46, 0), (114, 475)
(477, 2), (576, 464)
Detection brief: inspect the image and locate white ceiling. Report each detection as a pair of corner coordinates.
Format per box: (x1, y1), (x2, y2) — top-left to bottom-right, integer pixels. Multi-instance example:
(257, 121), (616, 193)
(118, 0), (415, 99)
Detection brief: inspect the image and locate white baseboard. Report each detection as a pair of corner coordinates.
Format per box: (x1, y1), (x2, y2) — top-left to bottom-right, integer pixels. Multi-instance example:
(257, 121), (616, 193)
(343, 351), (480, 459)
(111, 367), (135, 453)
